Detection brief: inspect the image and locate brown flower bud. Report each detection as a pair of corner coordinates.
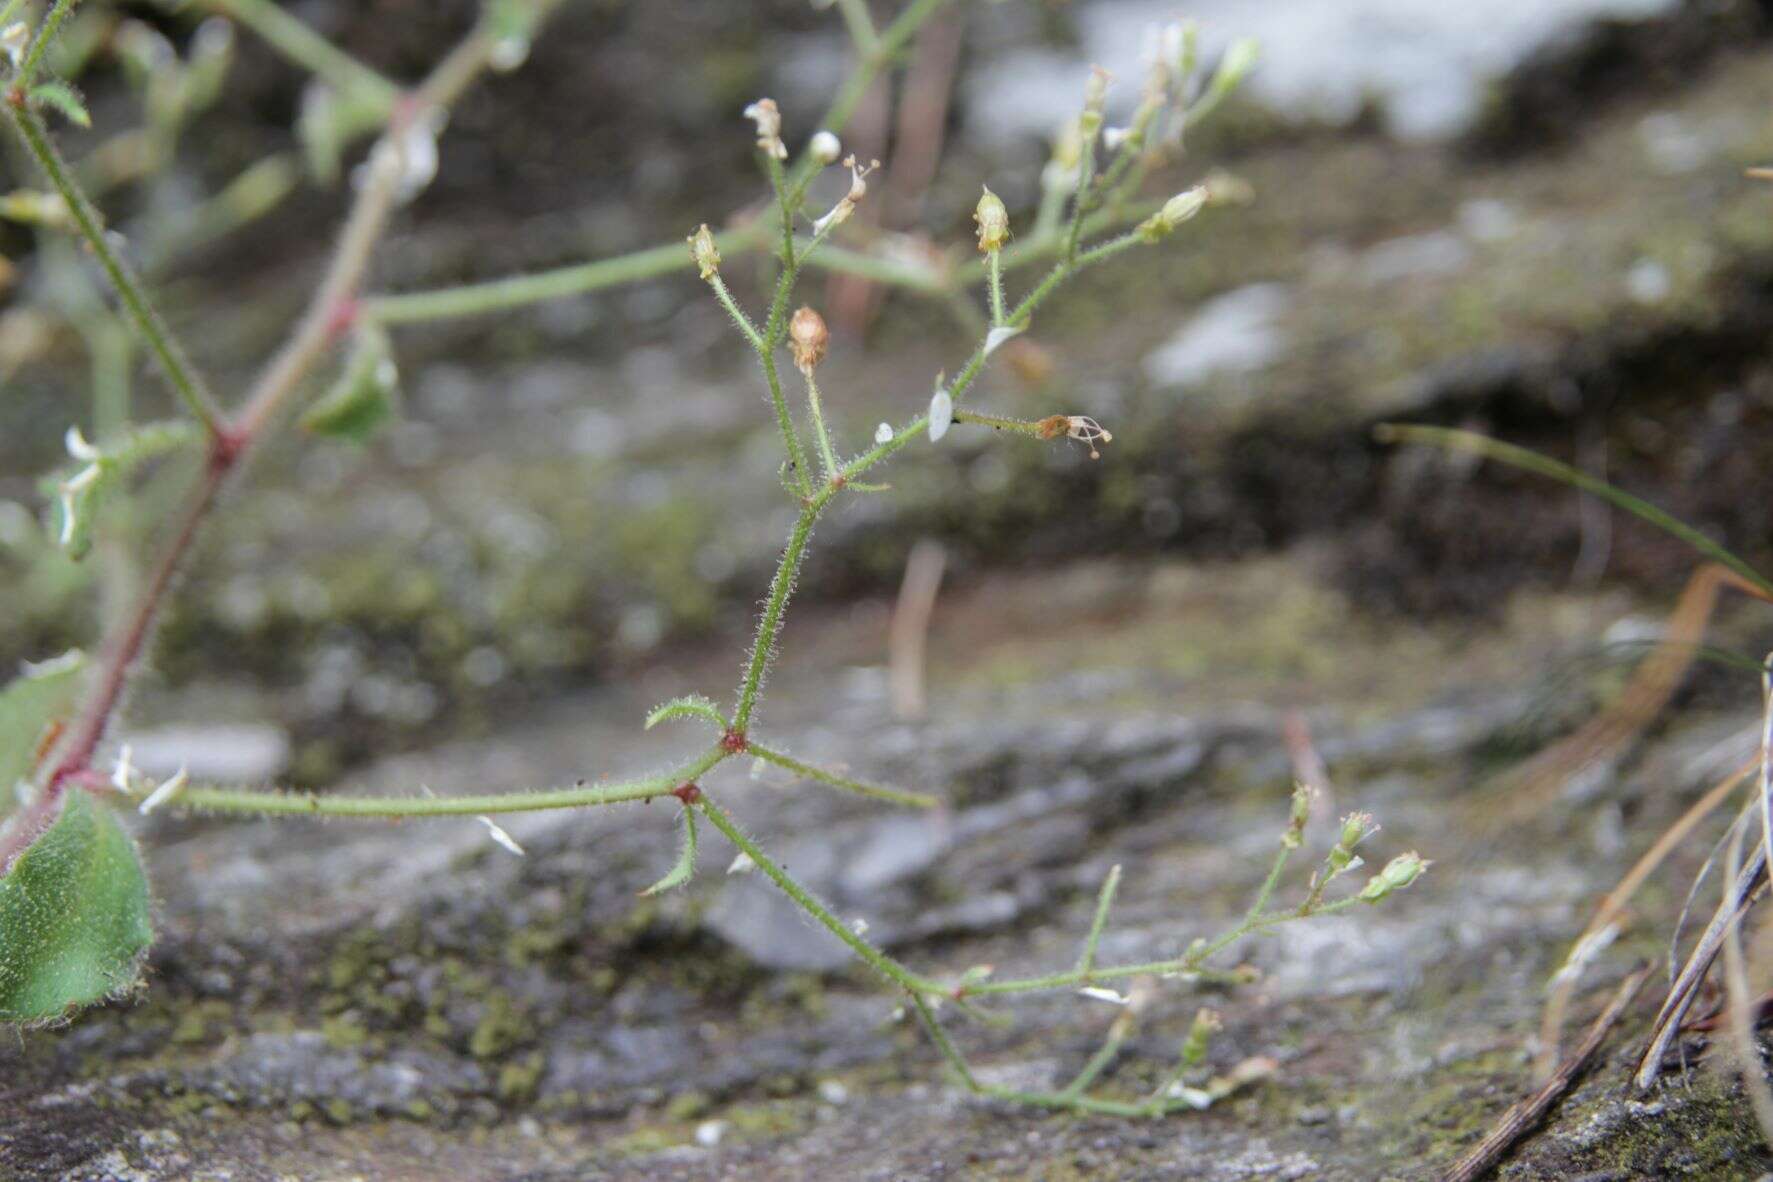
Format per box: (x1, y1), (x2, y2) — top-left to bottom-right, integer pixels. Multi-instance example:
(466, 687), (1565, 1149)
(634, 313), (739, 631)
(789, 305), (829, 373)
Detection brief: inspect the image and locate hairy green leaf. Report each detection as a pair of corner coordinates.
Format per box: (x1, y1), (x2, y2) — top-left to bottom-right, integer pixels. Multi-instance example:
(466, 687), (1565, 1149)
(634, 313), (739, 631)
(643, 694), (728, 731)
(639, 806), (698, 896)
(302, 326), (399, 441)
(0, 651), (85, 812)
(0, 790), (153, 1023)
(29, 81), (90, 128)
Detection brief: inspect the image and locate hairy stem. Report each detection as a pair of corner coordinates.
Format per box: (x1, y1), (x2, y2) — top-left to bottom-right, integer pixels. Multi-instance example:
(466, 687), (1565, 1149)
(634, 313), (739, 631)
(14, 0), (77, 90)
(698, 795), (938, 994)
(175, 747), (726, 817)
(733, 508), (816, 731)
(6, 104), (223, 435)
(748, 742), (937, 808)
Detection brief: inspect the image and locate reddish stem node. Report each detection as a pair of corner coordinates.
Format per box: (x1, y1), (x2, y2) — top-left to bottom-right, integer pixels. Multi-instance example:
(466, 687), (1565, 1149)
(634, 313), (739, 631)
(720, 728), (749, 754)
(322, 294), (361, 341)
(672, 781), (704, 805)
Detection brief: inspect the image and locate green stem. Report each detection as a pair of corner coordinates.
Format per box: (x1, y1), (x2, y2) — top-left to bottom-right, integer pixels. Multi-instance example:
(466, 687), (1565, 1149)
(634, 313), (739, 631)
(748, 742), (937, 809)
(367, 234), (757, 325)
(952, 409), (1043, 436)
(6, 105), (223, 436)
(697, 795), (938, 993)
(909, 990), (981, 1092)
(207, 0), (399, 110)
(967, 898), (1365, 998)
(14, 0), (77, 89)
(833, 0), (879, 54)
(1076, 863), (1122, 977)
(708, 274), (764, 351)
(172, 748), (726, 818)
(802, 370), (841, 481)
(1060, 1030), (1126, 1099)
(733, 509), (817, 731)
(986, 248), (1005, 326)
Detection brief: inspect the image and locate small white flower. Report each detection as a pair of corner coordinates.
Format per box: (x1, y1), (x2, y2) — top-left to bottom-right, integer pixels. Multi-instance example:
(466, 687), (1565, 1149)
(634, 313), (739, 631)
(850, 916), (869, 935)
(139, 765), (190, 815)
(1166, 1083), (1215, 1109)
(478, 815), (526, 857)
(808, 129), (842, 164)
(743, 98), (787, 159)
(874, 422), (894, 445)
(110, 744), (136, 795)
(927, 387), (953, 442)
(1078, 986), (1129, 1006)
(726, 851), (756, 875)
(695, 1119), (728, 1148)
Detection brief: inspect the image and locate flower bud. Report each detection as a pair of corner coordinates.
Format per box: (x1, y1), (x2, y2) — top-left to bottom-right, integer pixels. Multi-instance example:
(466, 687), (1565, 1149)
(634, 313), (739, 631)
(809, 129), (842, 164)
(1282, 782), (1313, 849)
(1136, 185), (1208, 243)
(687, 224), (721, 280)
(1179, 1007), (1222, 1067)
(1080, 66), (1111, 135)
(974, 186), (1009, 253)
(1358, 851), (1429, 903)
(789, 305), (829, 373)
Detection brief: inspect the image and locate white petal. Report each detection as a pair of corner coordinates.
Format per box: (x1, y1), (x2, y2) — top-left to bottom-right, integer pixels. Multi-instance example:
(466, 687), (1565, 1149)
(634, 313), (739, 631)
(927, 389), (953, 442)
(1077, 986), (1128, 1005)
(64, 426), (100, 462)
(478, 815), (526, 856)
(982, 325), (1025, 358)
(111, 744), (135, 794)
(726, 851), (756, 875)
(139, 765), (189, 815)
(874, 422), (894, 445)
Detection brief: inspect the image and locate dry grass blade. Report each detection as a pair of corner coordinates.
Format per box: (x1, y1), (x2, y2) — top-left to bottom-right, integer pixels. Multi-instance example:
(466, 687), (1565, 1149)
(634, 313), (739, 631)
(1442, 964), (1651, 1182)
(1498, 563), (1769, 823)
(1537, 756), (1751, 1077)
(1635, 835), (1768, 1088)
(1721, 806), (1773, 1146)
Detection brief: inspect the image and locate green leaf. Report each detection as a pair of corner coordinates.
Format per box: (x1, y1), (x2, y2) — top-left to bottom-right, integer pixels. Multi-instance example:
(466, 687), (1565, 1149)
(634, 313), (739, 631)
(0, 651), (85, 812)
(302, 327), (399, 442)
(639, 806), (698, 897)
(29, 81), (90, 128)
(40, 422), (199, 561)
(643, 694), (728, 731)
(0, 790), (154, 1023)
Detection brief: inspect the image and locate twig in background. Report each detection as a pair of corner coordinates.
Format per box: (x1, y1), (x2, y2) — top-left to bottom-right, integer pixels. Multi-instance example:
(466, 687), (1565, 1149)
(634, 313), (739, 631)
(889, 539), (946, 721)
(1442, 964), (1651, 1182)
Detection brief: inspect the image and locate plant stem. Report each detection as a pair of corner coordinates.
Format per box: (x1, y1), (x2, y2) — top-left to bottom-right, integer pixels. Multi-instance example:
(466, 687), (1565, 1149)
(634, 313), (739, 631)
(697, 794), (938, 994)
(748, 742), (937, 809)
(708, 274), (764, 351)
(733, 508), (817, 731)
(175, 747), (726, 817)
(952, 409), (1042, 436)
(206, 0), (399, 110)
(802, 370), (841, 480)
(14, 0), (77, 90)
(41, 460), (227, 794)
(833, 0), (879, 55)
(367, 232), (759, 325)
(908, 990), (980, 1091)
(1076, 863), (1122, 977)
(986, 248), (1005, 325)
(5, 105), (223, 436)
